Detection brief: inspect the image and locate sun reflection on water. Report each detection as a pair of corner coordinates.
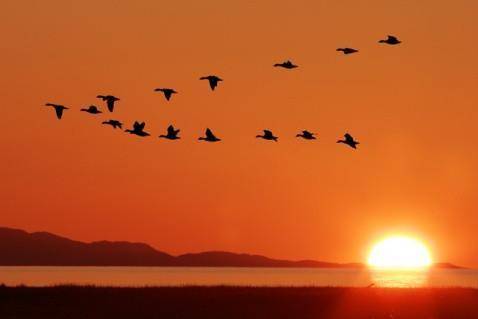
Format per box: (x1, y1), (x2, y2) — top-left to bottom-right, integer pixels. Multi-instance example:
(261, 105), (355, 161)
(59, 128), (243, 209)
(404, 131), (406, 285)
(369, 268), (429, 288)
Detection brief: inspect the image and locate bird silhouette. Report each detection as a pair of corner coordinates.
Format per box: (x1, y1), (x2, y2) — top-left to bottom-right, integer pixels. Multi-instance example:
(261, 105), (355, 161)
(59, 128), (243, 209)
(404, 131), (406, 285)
(80, 105), (102, 114)
(379, 35), (401, 45)
(45, 103), (68, 119)
(159, 125), (181, 140)
(200, 75), (223, 91)
(274, 60), (298, 69)
(154, 88), (178, 101)
(96, 95), (120, 112)
(198, 128), (221, 142)
(256, 130), (278, 142)
(337, 48), (359, 55)
(102, 119), (123, 129)
(296, 130), (316, 140)
(337, 133), (360, 149)
(125, 121), (150, 137)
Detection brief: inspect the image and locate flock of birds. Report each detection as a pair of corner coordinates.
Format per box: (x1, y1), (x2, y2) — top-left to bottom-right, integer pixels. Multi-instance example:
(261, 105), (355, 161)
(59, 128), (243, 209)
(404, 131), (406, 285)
(44, 35), (402, 150)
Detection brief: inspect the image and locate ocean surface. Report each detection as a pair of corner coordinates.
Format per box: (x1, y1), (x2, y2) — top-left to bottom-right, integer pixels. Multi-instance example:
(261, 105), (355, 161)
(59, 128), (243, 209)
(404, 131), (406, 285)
(1, 267), (477, 288)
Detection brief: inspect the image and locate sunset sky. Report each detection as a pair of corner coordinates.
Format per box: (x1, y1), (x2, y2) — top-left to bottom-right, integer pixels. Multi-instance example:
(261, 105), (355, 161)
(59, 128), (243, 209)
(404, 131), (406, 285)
(1, 0), (478, 267)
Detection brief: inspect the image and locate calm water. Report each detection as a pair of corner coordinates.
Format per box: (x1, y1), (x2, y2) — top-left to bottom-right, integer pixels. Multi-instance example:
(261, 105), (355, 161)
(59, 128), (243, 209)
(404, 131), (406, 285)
(0, 267), (477, 288)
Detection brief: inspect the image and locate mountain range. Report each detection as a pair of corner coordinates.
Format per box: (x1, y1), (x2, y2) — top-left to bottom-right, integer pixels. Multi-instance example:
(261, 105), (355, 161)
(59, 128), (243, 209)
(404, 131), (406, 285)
(0, 227), (461, 268)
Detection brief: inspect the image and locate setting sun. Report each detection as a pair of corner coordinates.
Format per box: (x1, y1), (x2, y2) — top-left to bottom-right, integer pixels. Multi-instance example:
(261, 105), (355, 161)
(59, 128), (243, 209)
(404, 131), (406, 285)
(368, 236), (432, 269)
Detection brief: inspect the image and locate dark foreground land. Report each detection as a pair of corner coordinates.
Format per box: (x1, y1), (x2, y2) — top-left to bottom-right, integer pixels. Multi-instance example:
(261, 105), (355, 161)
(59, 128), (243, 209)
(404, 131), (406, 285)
(1, 286), (478, 319)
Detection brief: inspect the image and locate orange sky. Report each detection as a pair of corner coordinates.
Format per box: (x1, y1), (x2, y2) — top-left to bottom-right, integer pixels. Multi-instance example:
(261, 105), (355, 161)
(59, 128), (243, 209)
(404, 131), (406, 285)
(1, 0), (478, 266)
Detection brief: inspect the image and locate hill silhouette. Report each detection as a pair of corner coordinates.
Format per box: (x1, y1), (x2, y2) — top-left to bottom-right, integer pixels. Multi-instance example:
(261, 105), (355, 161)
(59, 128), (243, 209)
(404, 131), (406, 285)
(0, 227), (461, 268)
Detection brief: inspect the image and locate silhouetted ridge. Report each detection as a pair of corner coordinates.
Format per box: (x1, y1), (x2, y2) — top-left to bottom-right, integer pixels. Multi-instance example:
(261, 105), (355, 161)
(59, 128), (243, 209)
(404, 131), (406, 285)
(176, 251), (343, 268)
(0, 227), (174, 266)
(0, 227), (460, 268)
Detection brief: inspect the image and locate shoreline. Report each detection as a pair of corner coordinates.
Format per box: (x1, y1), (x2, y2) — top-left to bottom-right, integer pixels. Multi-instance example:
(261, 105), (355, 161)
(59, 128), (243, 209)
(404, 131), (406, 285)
(1, 286), (478, 318)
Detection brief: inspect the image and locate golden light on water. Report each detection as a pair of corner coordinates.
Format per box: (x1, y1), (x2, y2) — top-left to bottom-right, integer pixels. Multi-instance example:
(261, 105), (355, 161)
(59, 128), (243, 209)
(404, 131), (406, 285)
(368, 236), (432, 270)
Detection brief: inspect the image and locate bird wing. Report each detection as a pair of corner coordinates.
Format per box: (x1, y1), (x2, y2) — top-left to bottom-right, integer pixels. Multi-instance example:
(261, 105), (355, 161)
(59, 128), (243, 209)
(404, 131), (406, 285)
(46, 103), (60, 107)
(388, 35), (398, 41)
(164, 91), (172, 100)
(303, 130), (312, 137)
(106, 100), (115, 112)
(209, 79), (217, 90)
(55, 107), (64, 119)
(344, 133), (354, 142)
(263, 130), (273, 137)
(167, 125), (175, 135)
(138, 122), (146, 130)
(206, 128), (215, 139)
(96, 95), (106, 100)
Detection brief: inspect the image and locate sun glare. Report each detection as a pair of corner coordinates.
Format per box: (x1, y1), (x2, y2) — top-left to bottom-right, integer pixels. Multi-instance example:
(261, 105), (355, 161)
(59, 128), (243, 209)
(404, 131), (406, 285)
(368, 236), (432, 269)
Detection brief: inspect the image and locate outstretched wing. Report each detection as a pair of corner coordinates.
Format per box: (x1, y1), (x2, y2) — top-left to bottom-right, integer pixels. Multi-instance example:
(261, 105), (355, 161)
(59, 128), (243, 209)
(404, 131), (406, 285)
(164, 90), (173, 100)
(205, 128), (215, 139)
(303, 130), (312, 137)
(388, 35), (398, 41)
(263, 130), (273, 138)
(167, 125), (175, 135)
(344, 133), (354, 142)
(209, 78), (218, 90)
(106, 99), (114, 112)
(55, 107), (64, 119)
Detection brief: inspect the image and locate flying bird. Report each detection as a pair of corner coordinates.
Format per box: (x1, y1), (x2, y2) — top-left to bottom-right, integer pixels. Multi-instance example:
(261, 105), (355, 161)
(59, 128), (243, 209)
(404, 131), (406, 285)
(80, 105), (102, 114)
(337, 133), (360, 149)
(296, 130), (316, 140)
(274, 60), (298, 69)
(337, 48), (359, 55)
(159, 125), (181, 140)
(96, 95), (120, 112)
(256, 130), (278, 142)
(125, 121), (150, 137)
(379, 35), (401, 45)
(200, 75), (223, 91)
(154, 88), (178, 101)
(198, 128), (221, 142)
(45, 103), (68, 119)
(102, 119), (123, 129)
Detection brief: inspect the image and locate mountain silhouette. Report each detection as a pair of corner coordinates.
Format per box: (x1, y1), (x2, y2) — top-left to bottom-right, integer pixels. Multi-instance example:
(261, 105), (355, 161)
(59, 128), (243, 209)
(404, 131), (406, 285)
(0, 227), (174, 266)
(0, 227), (462, 268)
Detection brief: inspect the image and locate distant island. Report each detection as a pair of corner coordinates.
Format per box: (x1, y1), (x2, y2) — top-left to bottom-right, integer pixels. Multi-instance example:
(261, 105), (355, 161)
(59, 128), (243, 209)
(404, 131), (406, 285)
(0, 227), (462, 268)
